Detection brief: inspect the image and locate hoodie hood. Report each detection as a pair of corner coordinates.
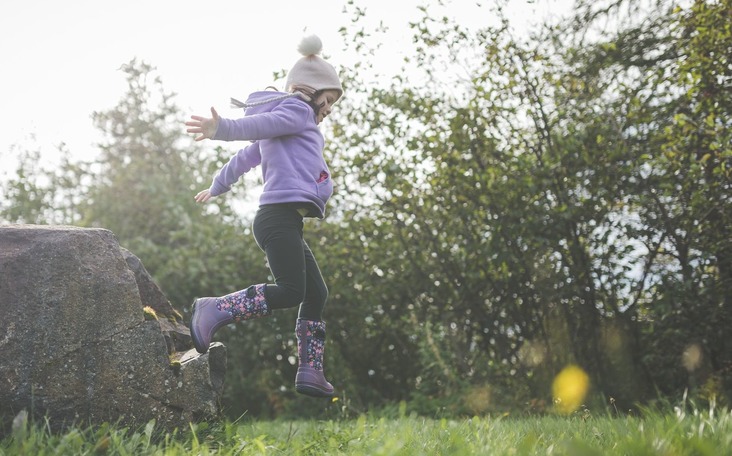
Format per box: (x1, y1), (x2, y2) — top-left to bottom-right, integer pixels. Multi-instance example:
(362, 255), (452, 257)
(229, 91), (309, 116)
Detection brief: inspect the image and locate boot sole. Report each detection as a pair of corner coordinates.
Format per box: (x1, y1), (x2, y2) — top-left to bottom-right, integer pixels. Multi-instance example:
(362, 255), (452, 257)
(296, 382), (334, 398)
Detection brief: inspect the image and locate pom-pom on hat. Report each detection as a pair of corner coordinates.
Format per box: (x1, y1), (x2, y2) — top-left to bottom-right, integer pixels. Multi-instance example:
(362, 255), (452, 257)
(285, 35), (343, 101)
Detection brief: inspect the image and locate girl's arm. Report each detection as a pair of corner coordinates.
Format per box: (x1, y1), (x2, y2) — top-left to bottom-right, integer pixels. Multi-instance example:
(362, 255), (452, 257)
(194, 142), (262, 203)
(186, 99), (311, 142)
(213, 99), (312, 141)
(209, 141), (262, 196)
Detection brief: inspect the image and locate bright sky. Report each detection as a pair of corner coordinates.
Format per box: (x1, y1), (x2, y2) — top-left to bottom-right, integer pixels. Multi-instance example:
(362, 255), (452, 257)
(0, 0), (573, 172)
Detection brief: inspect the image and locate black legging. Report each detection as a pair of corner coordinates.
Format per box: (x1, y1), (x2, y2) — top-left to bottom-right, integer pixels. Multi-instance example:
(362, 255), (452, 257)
(252, 204), (327, 321)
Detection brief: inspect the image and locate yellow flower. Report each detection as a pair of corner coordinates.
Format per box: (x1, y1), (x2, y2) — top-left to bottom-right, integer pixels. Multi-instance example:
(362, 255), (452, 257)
(552, 364), (590, 414)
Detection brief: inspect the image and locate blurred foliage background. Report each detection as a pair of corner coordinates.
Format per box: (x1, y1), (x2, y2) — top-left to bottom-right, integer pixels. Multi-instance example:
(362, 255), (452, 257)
(2, 0), (730, 419)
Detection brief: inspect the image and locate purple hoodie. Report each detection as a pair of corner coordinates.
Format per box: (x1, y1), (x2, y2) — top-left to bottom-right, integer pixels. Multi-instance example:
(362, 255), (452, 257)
(208, 91), (333, 218)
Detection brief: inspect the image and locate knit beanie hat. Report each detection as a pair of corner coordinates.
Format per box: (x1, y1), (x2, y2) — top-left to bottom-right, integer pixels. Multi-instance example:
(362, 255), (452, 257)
(285, 35), (343, 101)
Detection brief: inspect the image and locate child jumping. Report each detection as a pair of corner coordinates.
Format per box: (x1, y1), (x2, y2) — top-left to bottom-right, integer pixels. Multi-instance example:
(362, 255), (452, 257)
(185, 35), (343, 398)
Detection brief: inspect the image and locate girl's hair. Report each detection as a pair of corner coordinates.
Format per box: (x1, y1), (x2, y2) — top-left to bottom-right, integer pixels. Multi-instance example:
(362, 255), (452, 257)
(289, 85), (325, 115)
(308, 90), (326, 115)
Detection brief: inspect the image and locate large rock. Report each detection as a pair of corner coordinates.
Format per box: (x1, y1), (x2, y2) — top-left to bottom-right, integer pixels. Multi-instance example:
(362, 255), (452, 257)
(0, 225), (226, 431)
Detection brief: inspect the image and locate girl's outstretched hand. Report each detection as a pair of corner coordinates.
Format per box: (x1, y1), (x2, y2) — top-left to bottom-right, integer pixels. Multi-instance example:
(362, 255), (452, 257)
(194, 189), (213, 203)
(185, 107), (220, 141)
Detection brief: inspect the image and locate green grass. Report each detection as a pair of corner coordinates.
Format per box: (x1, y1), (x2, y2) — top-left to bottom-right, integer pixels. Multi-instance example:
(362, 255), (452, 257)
(2, 404), (731, 455)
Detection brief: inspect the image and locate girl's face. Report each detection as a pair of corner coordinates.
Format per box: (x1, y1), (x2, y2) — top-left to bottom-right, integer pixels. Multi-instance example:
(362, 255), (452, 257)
(313, 90), (340, 124)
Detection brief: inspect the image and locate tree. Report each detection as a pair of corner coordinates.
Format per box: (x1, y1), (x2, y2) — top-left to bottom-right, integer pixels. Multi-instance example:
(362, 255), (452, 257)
(321, 0), (731, 411)
(74, 59), (267, 309)
(1, 143), (88, 225)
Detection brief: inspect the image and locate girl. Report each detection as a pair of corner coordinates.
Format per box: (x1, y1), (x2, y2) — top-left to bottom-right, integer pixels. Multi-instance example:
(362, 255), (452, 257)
(185, 35), (342, 398)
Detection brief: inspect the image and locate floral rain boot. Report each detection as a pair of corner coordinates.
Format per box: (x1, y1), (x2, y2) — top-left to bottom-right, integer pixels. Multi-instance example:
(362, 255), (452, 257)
(295, 318), (334, 397)
(190, 284), (270, 354)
